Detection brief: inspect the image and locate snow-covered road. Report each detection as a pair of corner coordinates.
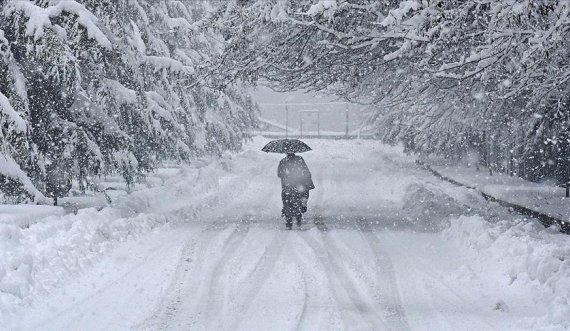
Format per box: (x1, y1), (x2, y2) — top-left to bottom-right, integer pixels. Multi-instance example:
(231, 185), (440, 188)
(4, 138), (569, 330)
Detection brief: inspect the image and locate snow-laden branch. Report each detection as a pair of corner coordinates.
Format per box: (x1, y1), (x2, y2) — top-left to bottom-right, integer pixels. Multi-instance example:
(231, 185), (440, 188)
(0, 153), (47, 203)
(4, 0), (112, 49)
(0, 91), (26, 133)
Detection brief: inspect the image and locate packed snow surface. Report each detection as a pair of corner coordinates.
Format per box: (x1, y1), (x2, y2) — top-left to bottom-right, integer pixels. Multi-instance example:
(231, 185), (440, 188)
(1, 137), (569, 330)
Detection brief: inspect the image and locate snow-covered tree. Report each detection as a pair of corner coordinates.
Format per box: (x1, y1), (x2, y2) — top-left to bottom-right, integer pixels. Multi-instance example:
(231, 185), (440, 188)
(0, 0), (257, 202)
(217, 0), (570, 183)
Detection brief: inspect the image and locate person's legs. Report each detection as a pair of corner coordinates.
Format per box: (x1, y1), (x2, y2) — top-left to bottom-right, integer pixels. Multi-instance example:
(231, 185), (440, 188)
(301, 191), (309, 213)
(282, 188), (294, 212)
(282, 188), (294, 229)
(282, 188), (307, 229)
(286, 217), (293, 230)
(281, 189), (288, 217)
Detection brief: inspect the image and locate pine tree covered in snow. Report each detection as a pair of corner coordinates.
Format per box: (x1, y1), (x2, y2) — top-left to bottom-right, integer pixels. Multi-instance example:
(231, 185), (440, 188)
(0, 0), (257, 202)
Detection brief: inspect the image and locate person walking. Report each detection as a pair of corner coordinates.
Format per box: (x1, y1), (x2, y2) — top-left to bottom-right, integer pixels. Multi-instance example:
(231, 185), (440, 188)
(278, 152), (314, 229)
(261, 138), (314, 229)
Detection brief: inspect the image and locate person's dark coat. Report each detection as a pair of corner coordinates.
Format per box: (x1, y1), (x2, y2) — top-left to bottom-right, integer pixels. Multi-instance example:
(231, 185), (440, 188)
(278, 154), (314, 217)
(278, 154), (314, 191)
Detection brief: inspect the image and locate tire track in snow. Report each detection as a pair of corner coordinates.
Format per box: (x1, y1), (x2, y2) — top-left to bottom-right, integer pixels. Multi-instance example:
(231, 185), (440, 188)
(298, 227), (391, 330)
(226, 231), (289, 330)
(316, 228), (405, 330)
(287, 235), (333, 331)
(357, 220), (410, 331)
(201, 220), (252, 331)
(135, 236), (199, 331)
(378, 231), (497, 331)
(146, 220), (251, 330)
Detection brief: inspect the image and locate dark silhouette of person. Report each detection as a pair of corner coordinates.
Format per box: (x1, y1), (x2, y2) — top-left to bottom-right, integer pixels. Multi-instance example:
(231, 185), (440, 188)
(278, 153), (314, 229)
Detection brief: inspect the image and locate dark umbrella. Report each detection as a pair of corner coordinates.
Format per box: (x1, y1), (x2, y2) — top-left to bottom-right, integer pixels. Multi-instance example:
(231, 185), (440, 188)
(261, 139), (312, 154)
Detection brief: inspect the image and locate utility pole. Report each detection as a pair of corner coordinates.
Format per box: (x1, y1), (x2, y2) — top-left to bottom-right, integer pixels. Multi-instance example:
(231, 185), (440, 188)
(317, 110), (320, 138)
(345, 104), (349, 138)
(299, 110), (303, 137)
(358, 108), (362, 139)
(285, 104), (289, 138)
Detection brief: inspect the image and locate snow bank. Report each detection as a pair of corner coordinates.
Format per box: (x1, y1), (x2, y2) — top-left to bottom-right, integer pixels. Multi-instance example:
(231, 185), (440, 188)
(444, 215), (570, 330)
(0, 153), (239, 316)
(0, 205), (64, 228)
(402, 183), (469, 231)
(0, 207), (172, 314)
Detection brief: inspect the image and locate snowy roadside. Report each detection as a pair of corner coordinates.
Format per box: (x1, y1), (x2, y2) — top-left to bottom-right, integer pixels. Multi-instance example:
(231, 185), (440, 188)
(430, 164), (570, 227)
(443, 215), (570, 330)
(413, 164), (570, 329)
(0, 152), (241, 320)
(0, 205), (65, 228)
(377, 155), (570, 330)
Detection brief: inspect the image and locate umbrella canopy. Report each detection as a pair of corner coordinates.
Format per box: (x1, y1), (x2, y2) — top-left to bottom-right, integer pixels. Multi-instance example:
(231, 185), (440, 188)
(261, 139), (312, 154)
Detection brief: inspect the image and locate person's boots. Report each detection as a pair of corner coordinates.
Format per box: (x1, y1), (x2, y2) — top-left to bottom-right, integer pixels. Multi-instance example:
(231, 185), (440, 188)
(296, 214), (302, 227)
(286, 217), (293, 230)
